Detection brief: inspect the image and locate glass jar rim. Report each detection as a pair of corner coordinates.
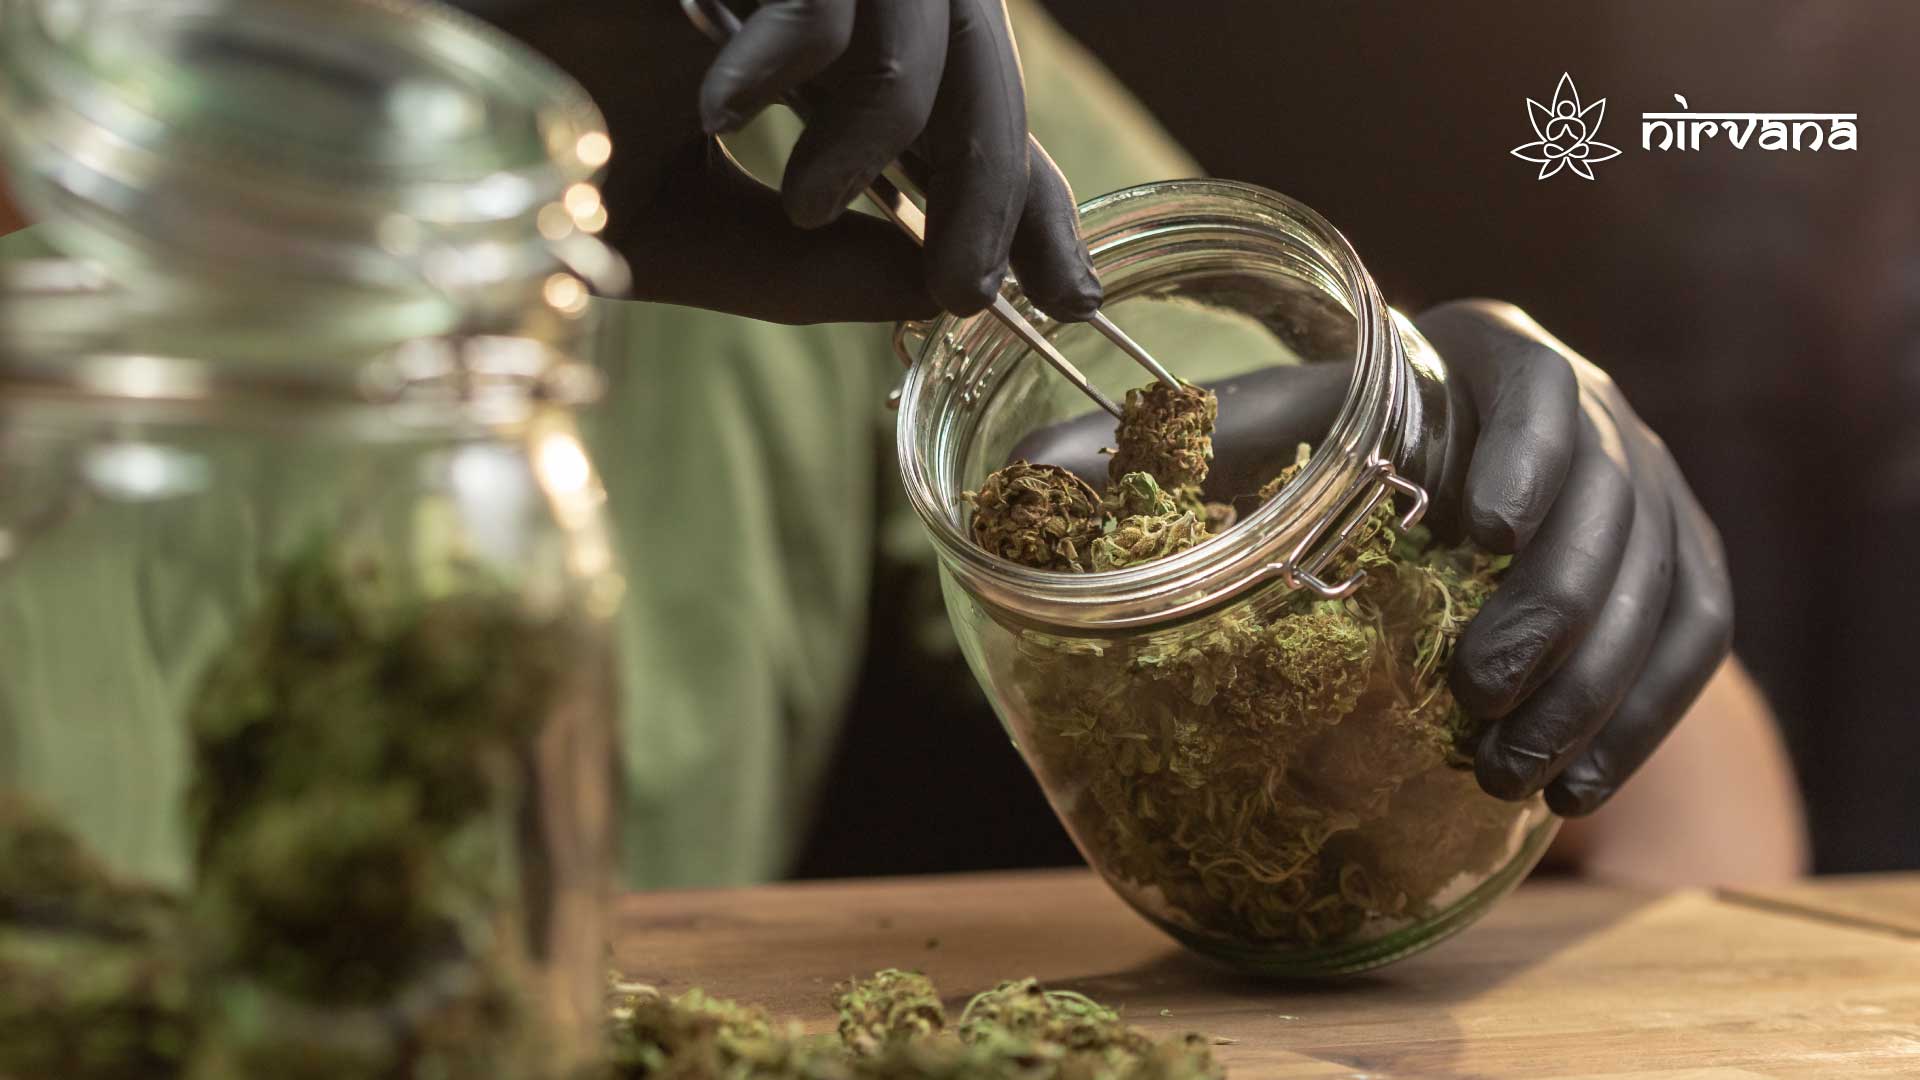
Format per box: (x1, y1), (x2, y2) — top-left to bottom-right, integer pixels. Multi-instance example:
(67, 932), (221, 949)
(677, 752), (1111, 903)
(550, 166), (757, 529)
(896, 179), (1417, 633)
(0, 252), (605, 422)
(0, 0), (620, 298)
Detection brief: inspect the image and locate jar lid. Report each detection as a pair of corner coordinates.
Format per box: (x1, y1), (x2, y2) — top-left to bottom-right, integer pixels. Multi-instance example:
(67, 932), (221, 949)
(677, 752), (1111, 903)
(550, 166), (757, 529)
(0, 0), (625, 305)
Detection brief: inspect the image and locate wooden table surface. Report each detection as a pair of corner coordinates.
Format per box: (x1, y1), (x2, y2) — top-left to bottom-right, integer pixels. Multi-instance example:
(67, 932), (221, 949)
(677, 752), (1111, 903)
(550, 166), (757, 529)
(613, 869), (1920, 1080)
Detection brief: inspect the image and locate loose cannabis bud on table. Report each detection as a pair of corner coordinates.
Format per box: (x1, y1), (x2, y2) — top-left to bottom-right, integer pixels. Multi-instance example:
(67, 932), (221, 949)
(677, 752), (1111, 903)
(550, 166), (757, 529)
(836, 969), (945, 1053)
(967, 385), (1529, 953)
(956, 978), (1152, 1057)
(607, 970), (1221, 1080)
(606, 978), (831, 1079)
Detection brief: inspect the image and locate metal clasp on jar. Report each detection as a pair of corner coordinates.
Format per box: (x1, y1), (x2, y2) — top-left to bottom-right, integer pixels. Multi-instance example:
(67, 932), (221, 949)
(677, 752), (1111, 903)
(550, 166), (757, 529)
(891, 318), (972, 411)
(886, 320), (926, 410)
(1272, 459), (1430, 599)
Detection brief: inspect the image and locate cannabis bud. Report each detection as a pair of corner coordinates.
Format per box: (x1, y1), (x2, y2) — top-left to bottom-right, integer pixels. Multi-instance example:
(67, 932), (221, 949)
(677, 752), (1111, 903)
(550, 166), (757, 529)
(1102, 471), (1180, 519)
(1255, 442), (1313, 504)
(835, 969), (944, 1055)
(967, 385), (1230, 578)
(955, 979), (1150, 1055)
(966, 461), (1105, 572)
(1109, 382), (1216, 490)
(1088, 471), (1203, 571)
(607, 978), (827, 1078)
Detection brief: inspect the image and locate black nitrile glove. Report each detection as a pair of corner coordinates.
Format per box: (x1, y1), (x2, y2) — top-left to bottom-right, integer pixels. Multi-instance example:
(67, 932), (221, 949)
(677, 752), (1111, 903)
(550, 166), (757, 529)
(478, 0), (1099, 325)
(1412, 300), (1732, 817)
(1008, 300), (1733, 816)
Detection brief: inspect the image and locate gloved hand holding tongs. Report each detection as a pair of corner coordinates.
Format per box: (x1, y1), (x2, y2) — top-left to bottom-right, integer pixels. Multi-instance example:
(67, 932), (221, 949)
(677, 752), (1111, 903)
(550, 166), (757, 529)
(485, 0), (1101, 325)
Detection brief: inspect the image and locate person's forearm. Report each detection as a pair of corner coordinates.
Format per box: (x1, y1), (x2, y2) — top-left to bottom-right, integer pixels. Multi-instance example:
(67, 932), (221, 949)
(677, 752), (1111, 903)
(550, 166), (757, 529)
(1546, 656), (1809, 885)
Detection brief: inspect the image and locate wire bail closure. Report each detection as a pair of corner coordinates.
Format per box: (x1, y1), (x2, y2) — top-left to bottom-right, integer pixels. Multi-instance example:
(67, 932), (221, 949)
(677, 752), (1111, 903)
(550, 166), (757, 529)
(1273, 459), (1430, 599)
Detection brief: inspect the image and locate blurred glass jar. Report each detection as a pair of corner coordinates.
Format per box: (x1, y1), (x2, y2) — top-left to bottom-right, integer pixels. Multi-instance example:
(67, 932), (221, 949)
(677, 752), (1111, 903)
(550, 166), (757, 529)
(0, 0), (625, 1074)
(896, 180), (1559, 975)
(0, 0), (627, 343)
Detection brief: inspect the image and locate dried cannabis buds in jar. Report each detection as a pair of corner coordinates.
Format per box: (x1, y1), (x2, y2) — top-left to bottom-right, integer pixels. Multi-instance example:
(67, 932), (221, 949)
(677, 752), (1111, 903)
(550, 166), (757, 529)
(968, 462), (1106, 572)
(1093, 472), (1208, 572)
(1, 544), (596, 1079)
(180, 543), (590, 1079)
(968, 382), (1226, 575)
(606, 969), (1222, 1080)
(1107, 383), (1217, 490)
(964, 384), (1527, 955)
(0, 794), (190, 1080)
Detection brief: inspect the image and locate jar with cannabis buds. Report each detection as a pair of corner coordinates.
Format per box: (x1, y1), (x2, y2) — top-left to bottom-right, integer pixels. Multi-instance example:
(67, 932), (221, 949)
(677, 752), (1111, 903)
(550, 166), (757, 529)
(897, 180), (1559, 975)
(0, 0), (623, 1075)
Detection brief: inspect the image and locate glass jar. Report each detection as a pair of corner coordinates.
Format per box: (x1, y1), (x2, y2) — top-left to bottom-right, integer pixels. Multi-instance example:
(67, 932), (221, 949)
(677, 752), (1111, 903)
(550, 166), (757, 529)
(0, 0), (625, 1074)
(0, 328), (623, 1078)
(896, 180), (1559, 975)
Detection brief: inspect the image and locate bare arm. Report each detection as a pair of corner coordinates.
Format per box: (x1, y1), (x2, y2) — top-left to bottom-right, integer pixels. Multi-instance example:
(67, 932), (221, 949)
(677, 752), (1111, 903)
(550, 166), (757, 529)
(1545, 656), (1809, 886)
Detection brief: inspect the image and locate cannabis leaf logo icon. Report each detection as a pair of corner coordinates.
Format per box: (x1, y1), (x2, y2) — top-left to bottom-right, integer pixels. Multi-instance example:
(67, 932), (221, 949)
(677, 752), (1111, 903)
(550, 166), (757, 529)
(1510, 73), (1621, 180)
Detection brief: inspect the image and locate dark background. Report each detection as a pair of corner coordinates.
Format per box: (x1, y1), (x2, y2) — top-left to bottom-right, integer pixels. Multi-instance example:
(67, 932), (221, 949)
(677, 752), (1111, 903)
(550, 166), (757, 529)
(797, 1), (1920, 879)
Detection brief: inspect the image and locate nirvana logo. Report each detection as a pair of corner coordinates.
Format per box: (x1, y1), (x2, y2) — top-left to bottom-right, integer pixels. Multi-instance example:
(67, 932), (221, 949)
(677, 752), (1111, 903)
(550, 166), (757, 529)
(1511, 73), (1858, 181)
(1510, 73), (1621, 180)
(1641, 94), (1857, 153)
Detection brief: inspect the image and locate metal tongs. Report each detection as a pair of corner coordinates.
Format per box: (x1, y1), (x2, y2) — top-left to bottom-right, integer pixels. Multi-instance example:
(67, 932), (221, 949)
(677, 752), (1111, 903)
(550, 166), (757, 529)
(682, 0), (1177, 419)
